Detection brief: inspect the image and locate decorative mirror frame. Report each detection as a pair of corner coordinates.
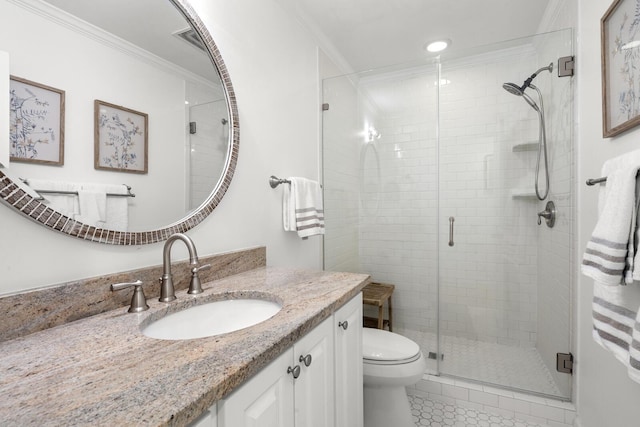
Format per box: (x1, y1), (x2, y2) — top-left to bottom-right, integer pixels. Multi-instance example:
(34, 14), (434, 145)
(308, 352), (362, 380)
(0, 0), (239, 245)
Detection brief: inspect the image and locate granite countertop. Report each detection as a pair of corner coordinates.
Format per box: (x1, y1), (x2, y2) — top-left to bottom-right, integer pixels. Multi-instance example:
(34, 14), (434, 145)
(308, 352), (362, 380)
(0, 267), (369, 426)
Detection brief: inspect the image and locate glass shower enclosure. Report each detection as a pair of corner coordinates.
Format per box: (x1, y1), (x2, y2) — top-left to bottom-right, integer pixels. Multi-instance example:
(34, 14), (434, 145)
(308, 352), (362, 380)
(322, 29), (573, 399)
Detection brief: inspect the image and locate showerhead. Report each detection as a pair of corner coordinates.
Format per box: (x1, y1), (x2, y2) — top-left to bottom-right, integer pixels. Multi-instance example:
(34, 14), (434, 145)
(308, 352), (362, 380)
(502, 82), (524, 96)
(503, 82), (540, 112)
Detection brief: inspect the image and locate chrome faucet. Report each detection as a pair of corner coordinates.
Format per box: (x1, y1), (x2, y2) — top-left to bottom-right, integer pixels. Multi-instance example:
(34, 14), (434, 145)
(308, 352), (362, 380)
(159, 233), (210, 302)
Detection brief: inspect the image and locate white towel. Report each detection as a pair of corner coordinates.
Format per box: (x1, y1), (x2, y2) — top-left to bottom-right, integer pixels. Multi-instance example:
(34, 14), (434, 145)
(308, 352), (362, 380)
(25, 178), (80, 219)
(76, 190), (107, 227)
(76, 183), (129, 231)
(581, 167), (639, 286)
(582, 149), (640, 384)
(102, 184), (129, 231)
(282, 177), (324, 238)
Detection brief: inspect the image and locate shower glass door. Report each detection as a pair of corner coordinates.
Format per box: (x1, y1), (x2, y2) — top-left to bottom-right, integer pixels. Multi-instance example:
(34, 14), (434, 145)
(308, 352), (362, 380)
(437, 29), (573, 399)
(321, 28), (573, 401)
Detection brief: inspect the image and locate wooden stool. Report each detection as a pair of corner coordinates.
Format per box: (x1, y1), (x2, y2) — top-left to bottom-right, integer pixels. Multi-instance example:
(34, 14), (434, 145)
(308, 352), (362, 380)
(362, 282), (394, 331)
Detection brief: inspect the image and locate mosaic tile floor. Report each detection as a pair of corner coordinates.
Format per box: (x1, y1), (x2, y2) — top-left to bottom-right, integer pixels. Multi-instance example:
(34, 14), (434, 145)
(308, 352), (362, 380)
(409, 394), (544, 427)
(397, 328), (562, 397)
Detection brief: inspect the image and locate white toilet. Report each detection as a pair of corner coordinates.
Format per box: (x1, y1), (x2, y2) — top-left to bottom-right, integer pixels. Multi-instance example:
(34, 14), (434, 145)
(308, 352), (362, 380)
(362, 327), (427, 427)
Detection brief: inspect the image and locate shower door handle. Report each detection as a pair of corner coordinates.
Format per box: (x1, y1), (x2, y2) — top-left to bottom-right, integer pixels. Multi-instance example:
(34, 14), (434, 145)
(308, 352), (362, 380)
(448, 216), (455, 247)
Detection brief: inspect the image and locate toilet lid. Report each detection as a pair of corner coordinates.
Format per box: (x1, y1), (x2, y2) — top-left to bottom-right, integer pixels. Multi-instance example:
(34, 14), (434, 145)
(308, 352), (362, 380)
(362, 328), (421, 362)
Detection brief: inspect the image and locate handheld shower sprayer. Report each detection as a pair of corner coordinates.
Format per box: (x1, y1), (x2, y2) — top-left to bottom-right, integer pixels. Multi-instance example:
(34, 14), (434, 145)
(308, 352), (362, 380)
(502, 62), (554, 201)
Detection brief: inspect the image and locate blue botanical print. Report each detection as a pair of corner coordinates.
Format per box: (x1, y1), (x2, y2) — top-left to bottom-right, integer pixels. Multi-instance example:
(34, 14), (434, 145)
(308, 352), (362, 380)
(9, 86), (55, 159)
(99, 111), (141, 170)
(611, 0), (640, 122)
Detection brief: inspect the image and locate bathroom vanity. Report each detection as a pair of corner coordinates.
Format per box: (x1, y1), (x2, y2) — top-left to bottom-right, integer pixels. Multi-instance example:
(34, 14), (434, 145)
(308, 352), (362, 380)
(0, 249), (369, 426)
(215, 293), (363, 427)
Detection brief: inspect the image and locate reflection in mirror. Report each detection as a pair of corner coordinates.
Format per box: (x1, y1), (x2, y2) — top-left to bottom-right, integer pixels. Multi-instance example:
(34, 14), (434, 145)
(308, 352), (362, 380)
(0, 0), (238, 244)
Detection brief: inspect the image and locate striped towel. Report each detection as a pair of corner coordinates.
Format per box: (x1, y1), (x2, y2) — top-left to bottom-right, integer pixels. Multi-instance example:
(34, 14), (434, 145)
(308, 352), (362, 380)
(582, 152), (640, 384)
(282, 177), (324, 238)
(582, 167), (640, 285)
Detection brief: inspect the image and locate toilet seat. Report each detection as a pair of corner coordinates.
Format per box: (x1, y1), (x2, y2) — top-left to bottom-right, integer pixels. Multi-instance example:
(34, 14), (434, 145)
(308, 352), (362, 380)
(363, 328), (421, 364)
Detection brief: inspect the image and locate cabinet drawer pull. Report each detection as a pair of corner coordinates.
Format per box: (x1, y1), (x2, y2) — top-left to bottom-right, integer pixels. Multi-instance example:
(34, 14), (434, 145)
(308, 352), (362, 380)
(287, 365), (301, 379)
(338, 320), (349, 330)
(299, 354), (312, 367)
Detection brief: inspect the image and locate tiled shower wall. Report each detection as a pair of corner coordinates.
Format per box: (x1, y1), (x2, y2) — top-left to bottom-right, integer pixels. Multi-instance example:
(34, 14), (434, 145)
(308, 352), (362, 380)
(357, 70), (439, 333)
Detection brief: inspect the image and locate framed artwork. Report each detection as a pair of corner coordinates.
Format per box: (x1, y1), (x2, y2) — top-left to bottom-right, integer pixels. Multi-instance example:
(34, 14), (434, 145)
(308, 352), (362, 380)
(601, 0), (640, 137)
(9, 76), (65, 165)
(94, 100), (148, 174)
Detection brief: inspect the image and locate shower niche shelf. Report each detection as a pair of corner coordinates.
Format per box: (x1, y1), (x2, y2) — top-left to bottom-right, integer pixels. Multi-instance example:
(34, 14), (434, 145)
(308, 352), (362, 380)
(512, 141), (539, 152)
(511, 189), (538, 199)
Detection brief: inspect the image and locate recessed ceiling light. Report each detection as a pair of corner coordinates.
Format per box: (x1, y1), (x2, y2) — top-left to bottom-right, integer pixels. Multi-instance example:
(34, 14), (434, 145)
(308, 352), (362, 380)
(425, 39), (451, 53)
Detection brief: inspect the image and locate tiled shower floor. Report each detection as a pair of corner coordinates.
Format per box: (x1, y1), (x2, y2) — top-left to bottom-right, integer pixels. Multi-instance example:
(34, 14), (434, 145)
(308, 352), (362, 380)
(397, 328), (562, 397)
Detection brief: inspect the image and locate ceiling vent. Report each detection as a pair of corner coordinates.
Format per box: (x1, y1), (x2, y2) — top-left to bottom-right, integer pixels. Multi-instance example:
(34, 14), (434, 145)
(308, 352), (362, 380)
(173, 28), (206, 53)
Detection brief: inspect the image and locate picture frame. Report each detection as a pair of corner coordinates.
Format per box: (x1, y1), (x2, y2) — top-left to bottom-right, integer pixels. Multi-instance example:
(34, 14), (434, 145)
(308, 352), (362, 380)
(601, 0), (640, 137)
(94, 100), (148, 174)
(9, 76), (65, 165)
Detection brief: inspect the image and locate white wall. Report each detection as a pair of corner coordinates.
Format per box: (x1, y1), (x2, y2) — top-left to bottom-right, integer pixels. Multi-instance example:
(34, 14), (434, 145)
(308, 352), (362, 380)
(0, 0), (322, 295)
(576, 0), (640, 425)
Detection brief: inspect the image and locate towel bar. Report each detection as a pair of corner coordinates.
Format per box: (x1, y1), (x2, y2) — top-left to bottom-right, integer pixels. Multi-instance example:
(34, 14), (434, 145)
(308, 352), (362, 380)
(269, 175), (291, 188)
(22, 179), (135, 197)
(586, 177), (607, 186)
(33, 186), (135, 197)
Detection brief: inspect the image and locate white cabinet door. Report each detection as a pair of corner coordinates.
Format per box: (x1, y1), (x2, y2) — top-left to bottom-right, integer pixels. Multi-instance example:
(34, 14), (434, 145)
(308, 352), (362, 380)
(217, 349), (295, 427)
(334, 292), (363, 427)
(294, 316), (335, 427)
(216, 294), (362, 427)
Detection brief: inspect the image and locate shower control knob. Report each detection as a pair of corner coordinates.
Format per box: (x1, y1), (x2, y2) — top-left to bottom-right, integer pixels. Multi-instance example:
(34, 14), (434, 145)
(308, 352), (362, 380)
(537, 201), (556, 228)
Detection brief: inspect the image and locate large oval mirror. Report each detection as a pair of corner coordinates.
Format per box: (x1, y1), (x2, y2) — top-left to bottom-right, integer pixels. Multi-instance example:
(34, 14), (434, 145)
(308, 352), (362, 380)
(0, 0), (238, 244)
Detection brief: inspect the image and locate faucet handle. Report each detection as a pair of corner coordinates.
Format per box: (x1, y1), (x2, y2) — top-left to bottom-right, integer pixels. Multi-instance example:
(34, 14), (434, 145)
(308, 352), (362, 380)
(194, 263), (211, 273)
(111, 280), (149, 313)
(188, 264), (211, 295)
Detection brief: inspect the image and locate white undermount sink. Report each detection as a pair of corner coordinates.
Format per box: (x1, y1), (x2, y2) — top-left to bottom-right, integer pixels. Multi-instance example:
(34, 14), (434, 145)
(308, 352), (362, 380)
(142, 298), (282, 340)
